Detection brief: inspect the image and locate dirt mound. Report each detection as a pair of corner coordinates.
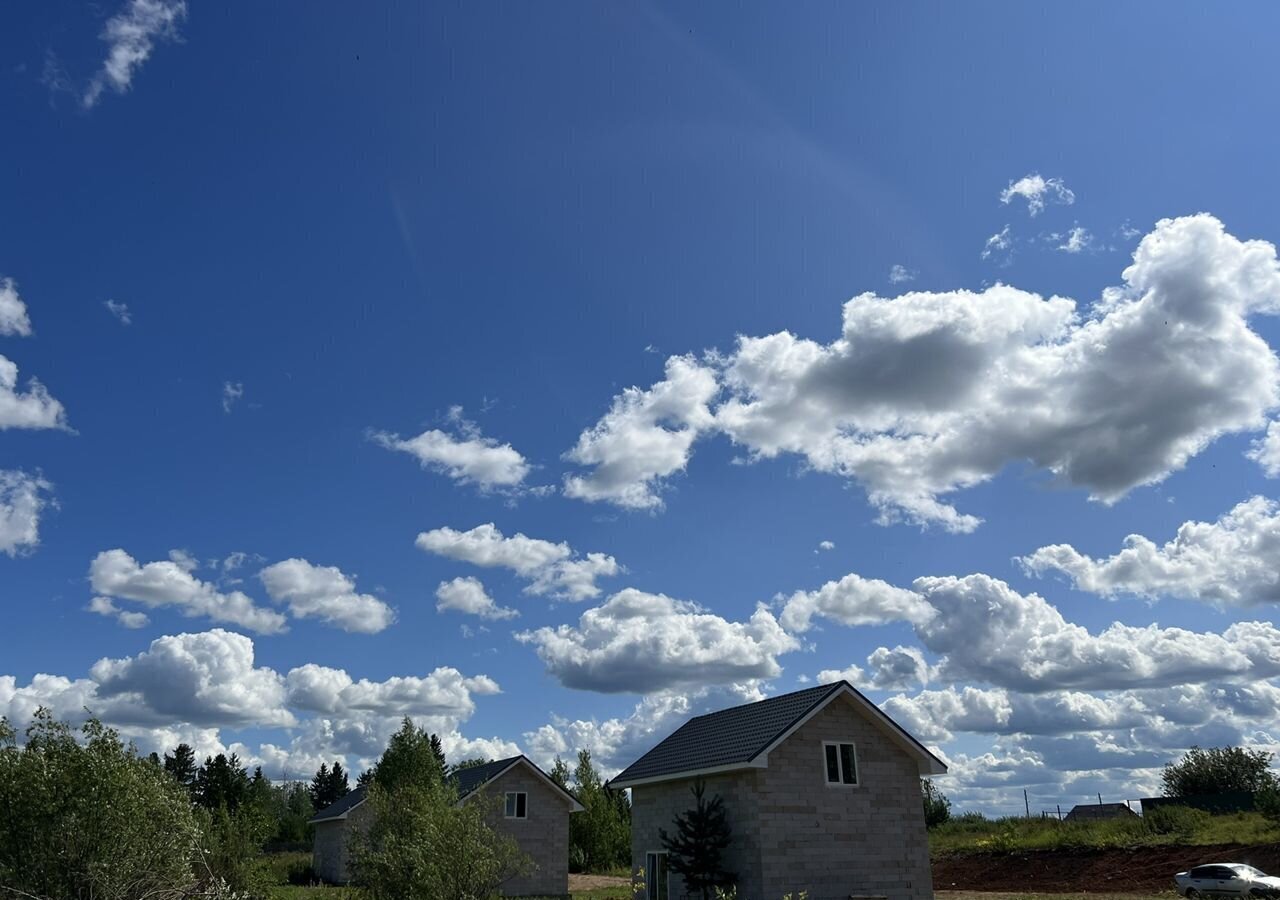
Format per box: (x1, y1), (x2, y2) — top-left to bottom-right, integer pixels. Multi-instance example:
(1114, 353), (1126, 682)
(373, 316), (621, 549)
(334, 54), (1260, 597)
(933, 843), (1280, 893)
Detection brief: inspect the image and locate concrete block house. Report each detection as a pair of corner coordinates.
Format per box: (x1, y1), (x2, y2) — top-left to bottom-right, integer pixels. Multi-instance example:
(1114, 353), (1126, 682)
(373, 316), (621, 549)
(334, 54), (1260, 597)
(310, 755), (584, 895)
(609, 681), (947, 900)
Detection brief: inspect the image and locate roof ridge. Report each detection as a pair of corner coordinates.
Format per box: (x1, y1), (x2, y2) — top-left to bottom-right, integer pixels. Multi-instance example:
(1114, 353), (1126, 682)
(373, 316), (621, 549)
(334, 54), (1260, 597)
(687, 681), (840, 722)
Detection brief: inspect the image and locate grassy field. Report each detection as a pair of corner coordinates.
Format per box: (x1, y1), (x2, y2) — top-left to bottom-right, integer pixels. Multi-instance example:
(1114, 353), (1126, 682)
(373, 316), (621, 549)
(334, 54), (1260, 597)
(930, 811), (1279, 856)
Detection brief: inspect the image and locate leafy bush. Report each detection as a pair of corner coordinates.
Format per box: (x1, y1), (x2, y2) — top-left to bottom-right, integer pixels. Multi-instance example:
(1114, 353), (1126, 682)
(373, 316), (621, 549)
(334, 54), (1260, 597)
(0, 711), (242, 900)
(922, 779), (952, 828)
(1145, 805), (1211, 837)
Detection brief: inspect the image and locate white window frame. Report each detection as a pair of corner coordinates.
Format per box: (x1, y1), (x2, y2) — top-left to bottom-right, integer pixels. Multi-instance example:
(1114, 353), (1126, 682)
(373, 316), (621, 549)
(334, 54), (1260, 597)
(645, 850), (670, 900)
(504, 791), (528, 819)
(822, 740), (860, 787)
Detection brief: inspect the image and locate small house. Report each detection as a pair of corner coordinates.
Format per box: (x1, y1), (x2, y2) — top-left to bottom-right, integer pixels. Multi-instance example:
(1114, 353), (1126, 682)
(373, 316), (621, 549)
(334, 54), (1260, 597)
(609, 681), (947, 900)
(310, 755), (584, 895)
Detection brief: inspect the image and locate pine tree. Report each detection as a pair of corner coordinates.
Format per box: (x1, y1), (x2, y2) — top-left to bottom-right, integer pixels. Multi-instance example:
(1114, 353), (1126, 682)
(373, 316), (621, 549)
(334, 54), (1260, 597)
(429, 733), (448, 776)
(163, 743), (198, 791)
(549, 756), (571, 791)
(659, 778), (735, 900)
(193, 752), (251, 811)
(309, 763), (331, 811)
(329, 761), (350, 801)
(371, 718), (446, 793)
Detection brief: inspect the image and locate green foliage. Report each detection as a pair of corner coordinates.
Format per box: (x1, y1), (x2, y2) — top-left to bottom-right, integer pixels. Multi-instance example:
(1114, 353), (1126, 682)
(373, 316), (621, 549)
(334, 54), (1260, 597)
(165, 742), (199, 791)
(0, 711), (207, 900)
(565, 750), (631, 874)
(350, 774), (528, 900)
(265, 781), (316, 848)
(922, 778), (952, 828)
(1161, 746), (1279, 797)
(1257, 786), (1280, 824)
(1144, 805), (1210, 837)
(659, 778), (735, 900)
(308, 761), (350, 812)
(365, 718), (447, 793)
(928, 808), (1280, 857)
(450, 757), (491, 772)
(195, 752), (253, 811)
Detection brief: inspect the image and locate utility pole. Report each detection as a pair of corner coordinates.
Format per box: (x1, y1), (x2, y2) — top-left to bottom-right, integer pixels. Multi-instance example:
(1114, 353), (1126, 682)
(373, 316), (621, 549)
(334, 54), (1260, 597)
(1024, 789), (1030, 818)
(1098, 793), (1103, 805)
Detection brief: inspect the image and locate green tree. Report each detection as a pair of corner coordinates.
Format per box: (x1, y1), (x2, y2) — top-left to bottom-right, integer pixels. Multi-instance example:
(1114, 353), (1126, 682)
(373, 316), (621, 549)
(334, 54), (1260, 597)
(268, 780), (316, 846)
(569, 750), (631, 873)
(194, 752), (251, 811)
(549, 755), (572, 791)
(659, 778), (734, 900)
(0, 712), (205, 900)
(351, 740), (529, 899)
(921, 779), (951, 828)
(1161, 746), (1279, 797)
(164, 741), (198, 791)
(451, 757), (491, 772)
(367, 718), (447, 793)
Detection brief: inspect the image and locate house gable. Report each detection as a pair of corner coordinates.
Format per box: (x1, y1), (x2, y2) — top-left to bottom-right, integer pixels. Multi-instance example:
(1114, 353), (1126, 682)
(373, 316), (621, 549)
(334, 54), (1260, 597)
(609, 681), (944, 790)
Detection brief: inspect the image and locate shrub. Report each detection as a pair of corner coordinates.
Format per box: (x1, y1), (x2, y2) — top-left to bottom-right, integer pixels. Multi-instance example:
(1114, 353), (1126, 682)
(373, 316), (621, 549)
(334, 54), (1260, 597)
(1144, 805), (1210, 838)
(922, 779), (952, 828)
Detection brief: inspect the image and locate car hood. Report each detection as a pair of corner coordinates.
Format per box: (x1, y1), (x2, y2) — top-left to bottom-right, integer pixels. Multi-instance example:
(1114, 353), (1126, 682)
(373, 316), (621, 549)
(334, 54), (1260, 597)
(1254, 877), (1280, 888)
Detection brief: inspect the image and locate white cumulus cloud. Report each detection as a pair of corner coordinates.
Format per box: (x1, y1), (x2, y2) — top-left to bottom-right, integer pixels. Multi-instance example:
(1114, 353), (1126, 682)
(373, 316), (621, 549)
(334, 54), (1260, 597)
(1021, 496), (1280, 607)
(258, 558), (395, 634)
(0, 279), (32, 337)
(89, 549), (288, 634)
(516, 588), (799, 694)
(0, 356), (68, 431)
(0, 471), (52, 557)
(371, 407), (531, 491)
(435, 576), (518, 620)
(416, 523), (620, 601)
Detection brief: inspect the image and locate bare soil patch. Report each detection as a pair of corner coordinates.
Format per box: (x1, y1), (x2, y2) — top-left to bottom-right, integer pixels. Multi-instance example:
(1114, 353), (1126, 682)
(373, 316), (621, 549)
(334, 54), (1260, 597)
(934, 843), (1280, 893)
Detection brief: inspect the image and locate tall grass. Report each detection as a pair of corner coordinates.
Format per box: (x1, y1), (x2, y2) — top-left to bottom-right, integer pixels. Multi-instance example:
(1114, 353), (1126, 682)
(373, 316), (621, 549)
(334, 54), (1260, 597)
(929, 810), (1280, 856)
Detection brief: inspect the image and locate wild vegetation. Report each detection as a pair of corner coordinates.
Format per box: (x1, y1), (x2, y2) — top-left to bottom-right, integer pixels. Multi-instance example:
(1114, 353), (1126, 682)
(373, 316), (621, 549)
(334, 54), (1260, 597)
(551, 750), (632, 875)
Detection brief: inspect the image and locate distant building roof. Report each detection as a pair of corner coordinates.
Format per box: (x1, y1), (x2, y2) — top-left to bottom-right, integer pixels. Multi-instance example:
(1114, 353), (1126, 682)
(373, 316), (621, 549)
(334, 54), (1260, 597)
(609, 680), (946, 789)
(1064, 802), (1136, 821)
(308, 755), (582, 824)
(309, 785), (367, 823)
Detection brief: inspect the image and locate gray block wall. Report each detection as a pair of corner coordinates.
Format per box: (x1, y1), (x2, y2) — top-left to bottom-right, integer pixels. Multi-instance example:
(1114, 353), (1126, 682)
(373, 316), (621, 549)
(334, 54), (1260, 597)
(479, 765), (573, 897)
(312, 801), (373, 884)
(629, 695), (935, 900)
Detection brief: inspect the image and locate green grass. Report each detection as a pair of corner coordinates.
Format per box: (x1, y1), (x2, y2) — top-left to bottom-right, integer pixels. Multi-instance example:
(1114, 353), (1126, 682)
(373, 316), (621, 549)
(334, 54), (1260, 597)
(936, 892), (1177, 900)
(929, 810), (1280, 857)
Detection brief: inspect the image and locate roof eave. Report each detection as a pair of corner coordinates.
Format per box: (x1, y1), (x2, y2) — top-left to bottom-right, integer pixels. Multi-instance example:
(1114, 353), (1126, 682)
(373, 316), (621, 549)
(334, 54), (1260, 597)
(609, 758), (769, 791)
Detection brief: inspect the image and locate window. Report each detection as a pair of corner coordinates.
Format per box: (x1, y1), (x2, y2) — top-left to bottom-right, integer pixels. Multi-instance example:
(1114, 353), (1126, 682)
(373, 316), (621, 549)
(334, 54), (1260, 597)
(504, 791), (527, 819)
(823, 741), (858, 786)
(645, 851), (669, 900)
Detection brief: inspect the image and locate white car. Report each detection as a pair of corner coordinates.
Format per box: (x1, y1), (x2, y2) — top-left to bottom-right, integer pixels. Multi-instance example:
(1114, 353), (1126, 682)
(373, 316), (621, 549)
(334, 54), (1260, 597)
(1176, 864), (1280, 898)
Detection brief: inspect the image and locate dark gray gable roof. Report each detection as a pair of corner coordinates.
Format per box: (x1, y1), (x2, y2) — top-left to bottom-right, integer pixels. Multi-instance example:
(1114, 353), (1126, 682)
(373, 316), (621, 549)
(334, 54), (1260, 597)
(610, 682), (843, 786)
(309, 785), (367, 823)
(454, 756), (523, 798)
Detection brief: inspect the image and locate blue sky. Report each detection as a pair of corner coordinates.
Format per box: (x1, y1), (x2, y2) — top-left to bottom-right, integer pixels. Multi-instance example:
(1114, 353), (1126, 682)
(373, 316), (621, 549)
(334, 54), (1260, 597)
(6, 1), (1280, 814)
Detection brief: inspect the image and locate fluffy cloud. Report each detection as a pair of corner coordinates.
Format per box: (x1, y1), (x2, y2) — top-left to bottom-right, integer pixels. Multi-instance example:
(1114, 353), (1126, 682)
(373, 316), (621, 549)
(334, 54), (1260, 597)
(914, 574), (1280, 692)
(90, 629), (294, 728)
(517, 588), (799, 693)
(563, 355), (719, 510)
(1022, 496), (1280, 607)
(0, 279), (32, 337)
(778, 572), (935, 633)
(89, 549), (288, 634)
(83, 0), (187, 108)
(371, 408), (531, 491)
(570, 216), (1280, 532)
(258, 558), (395, 633)
(435, 576), (518, 620)
(87, 595), (149, 629)
(818, 645), (935, 691)
(1248, 421), (1280, 477)
(416, 523), (620, 601)
(0, 470), (52, 557)
(0, 356), (67, 431)
(1000, 173), (1075, 216)
(284, 663), (500, 719)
